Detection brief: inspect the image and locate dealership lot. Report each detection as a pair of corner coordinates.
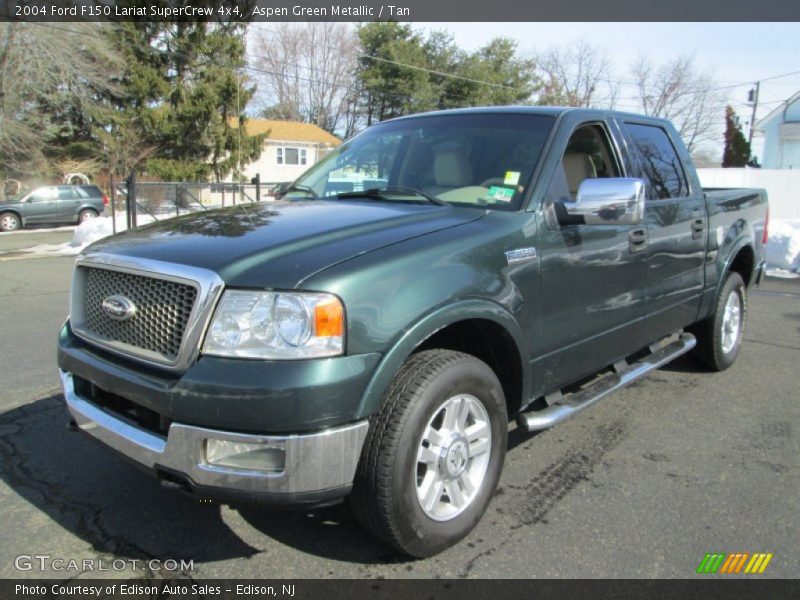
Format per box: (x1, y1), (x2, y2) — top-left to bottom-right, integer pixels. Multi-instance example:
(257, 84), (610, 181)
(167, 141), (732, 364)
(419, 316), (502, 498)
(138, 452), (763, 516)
(0, 255), (797, 579)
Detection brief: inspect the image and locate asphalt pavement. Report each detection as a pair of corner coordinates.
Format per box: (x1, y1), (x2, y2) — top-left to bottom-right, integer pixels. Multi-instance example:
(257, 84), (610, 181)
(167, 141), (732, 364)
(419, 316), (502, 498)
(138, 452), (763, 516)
(0, 255), (797, 579)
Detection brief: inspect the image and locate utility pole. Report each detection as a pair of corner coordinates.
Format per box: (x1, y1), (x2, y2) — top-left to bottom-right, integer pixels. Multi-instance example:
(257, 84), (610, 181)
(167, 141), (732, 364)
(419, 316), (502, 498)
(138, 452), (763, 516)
(748, 81), (760, 147)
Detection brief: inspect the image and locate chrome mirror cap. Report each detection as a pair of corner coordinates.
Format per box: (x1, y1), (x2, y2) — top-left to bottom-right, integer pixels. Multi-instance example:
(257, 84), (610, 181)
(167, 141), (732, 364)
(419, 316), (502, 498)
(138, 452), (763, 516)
(566, 178), (646, 225)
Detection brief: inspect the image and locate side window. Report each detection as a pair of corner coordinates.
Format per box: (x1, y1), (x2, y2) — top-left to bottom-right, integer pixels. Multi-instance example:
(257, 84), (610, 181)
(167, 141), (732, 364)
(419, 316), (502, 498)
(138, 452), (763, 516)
(624, 123), (689, 199)
(558, 123), (621, 200)
(28, 187), (56, 203)
(58, 187), (77, 200)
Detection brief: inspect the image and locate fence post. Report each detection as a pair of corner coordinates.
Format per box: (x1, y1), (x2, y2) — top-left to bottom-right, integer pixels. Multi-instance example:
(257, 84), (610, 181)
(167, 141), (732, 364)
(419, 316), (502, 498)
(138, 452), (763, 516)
(125, 170), (137, 229)
(176, 184), (181, 218)
(109, 175), (117, 234)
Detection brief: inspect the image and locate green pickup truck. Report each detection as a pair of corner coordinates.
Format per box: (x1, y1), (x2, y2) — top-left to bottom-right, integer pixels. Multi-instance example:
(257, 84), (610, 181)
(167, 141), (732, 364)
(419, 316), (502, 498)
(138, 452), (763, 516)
(58, 107), (768, 557)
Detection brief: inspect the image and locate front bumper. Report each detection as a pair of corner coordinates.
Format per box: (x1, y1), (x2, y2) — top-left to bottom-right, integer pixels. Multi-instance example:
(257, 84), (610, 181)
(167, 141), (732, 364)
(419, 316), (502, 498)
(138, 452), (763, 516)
(60, 370), (369, 506)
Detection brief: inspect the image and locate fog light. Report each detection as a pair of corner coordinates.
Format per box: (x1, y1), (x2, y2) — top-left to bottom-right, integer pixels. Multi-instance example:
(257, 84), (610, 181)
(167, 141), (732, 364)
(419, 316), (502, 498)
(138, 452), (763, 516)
(205, 439), (286, 472)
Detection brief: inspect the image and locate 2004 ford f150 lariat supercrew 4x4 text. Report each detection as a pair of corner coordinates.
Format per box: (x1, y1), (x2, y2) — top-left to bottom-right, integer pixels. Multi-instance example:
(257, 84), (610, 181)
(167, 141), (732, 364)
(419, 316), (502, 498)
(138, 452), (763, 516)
(58, 107), (768, 557)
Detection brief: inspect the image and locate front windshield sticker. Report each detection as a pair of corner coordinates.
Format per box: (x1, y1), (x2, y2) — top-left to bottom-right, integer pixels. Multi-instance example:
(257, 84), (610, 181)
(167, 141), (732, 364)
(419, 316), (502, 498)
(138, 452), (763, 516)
(504, 171), (521, 186)
(487, 186), (515, 202)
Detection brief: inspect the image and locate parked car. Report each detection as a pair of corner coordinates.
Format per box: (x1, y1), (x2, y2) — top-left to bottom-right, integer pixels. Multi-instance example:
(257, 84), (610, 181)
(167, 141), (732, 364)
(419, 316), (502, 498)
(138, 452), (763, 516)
(0, 184), (107, 232)
(58, 107), (768, 557)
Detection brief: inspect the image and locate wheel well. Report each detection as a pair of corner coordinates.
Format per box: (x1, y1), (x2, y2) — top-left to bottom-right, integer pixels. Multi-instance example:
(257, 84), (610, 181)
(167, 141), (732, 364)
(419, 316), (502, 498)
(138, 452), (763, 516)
(729, 245), (755, 287)
(0, 210), (21, 222)
(415, 319), (524, 417)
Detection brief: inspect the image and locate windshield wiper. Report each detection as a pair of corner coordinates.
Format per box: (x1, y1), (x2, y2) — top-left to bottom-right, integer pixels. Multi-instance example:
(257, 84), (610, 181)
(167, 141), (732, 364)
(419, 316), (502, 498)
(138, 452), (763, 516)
(337, 186), (449, 206)
(279, 184), (318, 199)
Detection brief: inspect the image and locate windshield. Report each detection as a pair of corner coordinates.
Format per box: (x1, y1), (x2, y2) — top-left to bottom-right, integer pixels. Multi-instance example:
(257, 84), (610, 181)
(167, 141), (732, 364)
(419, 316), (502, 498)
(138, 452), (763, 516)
(288, 112), (555, 211)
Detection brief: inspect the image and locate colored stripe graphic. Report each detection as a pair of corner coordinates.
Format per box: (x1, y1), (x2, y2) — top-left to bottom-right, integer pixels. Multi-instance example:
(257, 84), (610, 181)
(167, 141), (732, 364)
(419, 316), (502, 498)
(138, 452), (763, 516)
(698, 552), (773, 574)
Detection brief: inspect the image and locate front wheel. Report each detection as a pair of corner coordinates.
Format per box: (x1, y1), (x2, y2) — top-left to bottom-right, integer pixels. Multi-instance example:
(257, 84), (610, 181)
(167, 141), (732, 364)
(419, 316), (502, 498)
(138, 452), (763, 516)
(688, 271), (747, 371)
(0, 212), (21, 232)
(350, 350), (507, 558)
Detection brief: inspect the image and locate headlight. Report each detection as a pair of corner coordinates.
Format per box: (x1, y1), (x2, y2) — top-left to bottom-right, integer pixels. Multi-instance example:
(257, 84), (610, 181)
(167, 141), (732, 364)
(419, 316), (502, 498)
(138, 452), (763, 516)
(202, 291), (344, 359)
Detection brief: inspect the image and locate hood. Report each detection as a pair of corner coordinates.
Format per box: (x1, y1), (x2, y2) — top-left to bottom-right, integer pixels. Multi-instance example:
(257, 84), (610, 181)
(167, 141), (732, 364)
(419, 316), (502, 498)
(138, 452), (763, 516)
(86, 200), (484, 289)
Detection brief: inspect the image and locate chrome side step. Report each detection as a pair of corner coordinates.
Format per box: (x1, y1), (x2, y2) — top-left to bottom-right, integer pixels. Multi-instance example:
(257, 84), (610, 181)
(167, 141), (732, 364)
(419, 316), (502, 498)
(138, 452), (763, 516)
(517, 333), (696, 432)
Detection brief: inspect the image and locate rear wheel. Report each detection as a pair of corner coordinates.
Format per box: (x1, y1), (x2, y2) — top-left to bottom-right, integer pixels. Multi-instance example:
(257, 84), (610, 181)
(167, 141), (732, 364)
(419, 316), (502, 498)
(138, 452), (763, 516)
(688, 272), (746, 371)
(350, 349), (507, 558)
(0, 212), (21, 232)
(78, 209), (98, 224)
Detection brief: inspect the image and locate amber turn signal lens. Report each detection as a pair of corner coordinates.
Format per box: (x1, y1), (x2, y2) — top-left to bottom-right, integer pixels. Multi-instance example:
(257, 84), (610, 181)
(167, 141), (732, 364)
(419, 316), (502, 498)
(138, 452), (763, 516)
(314, 298), (344, 337)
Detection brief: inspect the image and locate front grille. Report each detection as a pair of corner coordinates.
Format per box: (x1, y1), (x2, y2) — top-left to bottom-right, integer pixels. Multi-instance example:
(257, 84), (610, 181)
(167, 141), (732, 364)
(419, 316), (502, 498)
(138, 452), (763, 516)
(81, 266), (198, 363)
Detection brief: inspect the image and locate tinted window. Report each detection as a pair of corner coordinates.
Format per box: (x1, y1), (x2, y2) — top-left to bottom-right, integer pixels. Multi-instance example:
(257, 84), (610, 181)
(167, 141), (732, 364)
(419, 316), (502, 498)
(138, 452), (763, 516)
(58, 187), (77, 200)
(80, 185), (102, 197)
(624, 123), (688, 199)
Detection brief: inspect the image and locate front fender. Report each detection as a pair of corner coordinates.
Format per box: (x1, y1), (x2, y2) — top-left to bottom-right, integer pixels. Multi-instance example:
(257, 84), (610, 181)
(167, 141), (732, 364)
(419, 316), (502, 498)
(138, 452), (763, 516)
(354, 298), (530, 420)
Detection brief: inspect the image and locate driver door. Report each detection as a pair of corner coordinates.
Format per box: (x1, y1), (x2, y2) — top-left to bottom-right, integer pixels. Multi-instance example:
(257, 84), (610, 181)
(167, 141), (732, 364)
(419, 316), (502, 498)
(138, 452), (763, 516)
(23, 187), (59, 224)
(534, 119), (649, 394)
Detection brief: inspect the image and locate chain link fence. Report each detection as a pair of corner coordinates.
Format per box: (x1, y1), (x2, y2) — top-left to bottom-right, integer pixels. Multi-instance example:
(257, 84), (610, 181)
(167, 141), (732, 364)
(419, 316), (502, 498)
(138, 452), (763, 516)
(107, 180), (287, 232)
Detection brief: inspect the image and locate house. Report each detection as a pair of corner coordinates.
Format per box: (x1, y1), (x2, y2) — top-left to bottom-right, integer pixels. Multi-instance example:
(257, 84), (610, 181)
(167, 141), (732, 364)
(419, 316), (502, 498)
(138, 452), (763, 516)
(755, 91), (800, 169)
(235, 119), (341, 184)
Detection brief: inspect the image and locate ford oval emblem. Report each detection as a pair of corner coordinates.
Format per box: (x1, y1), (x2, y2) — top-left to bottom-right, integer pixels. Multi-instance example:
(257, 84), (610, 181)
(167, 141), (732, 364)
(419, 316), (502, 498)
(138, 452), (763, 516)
(101, 295), (136, 321)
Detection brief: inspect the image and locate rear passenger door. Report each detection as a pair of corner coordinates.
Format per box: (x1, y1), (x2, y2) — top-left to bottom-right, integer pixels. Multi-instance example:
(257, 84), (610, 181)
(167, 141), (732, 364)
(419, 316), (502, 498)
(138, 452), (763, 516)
(57, 186), (81, 221)
(621, 121), (705, 337)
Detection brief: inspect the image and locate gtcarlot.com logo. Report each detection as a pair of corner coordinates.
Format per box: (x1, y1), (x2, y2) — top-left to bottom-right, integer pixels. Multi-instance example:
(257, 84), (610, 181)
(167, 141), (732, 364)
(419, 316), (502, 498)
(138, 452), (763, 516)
(696, 552), (774, 574)
(14, 554), (194, 572)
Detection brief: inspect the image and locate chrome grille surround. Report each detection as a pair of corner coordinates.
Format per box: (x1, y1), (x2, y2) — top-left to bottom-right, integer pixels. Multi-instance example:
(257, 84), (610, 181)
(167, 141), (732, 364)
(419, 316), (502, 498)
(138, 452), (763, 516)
(70, 252), (225, 371)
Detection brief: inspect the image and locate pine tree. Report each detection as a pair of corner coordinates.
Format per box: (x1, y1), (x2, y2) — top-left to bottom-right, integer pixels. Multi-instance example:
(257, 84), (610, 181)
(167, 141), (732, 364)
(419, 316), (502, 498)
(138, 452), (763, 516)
(114, 16), (263, 181)
(722, 105), (751, 167)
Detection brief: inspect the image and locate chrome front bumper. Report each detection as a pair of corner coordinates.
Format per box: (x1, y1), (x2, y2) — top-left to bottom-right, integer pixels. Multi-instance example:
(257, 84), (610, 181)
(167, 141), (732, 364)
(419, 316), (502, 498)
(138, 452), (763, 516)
(60, 371), (368, 504)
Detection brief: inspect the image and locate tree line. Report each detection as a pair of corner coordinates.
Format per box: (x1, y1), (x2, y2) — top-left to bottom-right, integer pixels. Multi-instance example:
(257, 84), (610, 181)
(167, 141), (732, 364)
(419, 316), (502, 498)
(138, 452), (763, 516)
(1, 19), (752, 187)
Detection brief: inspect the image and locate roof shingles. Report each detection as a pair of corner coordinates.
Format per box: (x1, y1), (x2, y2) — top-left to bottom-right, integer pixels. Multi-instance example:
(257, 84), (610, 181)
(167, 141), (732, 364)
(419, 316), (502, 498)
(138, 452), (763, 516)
(233, 119), (341, 146)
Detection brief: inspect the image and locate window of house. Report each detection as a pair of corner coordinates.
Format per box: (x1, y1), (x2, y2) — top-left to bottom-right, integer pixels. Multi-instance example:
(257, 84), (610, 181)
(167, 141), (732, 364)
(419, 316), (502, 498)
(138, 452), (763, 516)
(277, 147), (307, 166)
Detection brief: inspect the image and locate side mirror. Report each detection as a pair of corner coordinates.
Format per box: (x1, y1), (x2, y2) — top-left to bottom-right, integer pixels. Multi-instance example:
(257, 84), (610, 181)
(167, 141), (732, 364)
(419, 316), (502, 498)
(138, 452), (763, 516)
(562, 178), (646, 226)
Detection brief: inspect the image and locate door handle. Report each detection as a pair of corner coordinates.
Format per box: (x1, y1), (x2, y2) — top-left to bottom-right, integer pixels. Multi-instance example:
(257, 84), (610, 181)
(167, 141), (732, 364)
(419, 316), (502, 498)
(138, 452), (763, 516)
(628, 228), (647, 253)
(691, 218), (705, 239)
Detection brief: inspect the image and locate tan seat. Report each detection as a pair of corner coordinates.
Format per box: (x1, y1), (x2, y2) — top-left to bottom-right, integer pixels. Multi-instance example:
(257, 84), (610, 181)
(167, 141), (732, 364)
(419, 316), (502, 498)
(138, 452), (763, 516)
(562, 153), (596, 199)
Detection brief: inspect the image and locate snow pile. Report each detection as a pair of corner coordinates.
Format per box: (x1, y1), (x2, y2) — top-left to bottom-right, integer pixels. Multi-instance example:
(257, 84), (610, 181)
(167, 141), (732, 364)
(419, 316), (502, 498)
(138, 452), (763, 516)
(72, 215), (158, 246)
(765, 219), (800, 278)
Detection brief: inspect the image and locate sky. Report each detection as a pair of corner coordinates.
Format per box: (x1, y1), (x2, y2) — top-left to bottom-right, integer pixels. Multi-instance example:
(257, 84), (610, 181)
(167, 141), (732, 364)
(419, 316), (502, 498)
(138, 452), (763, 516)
(417, 22), (800, 160)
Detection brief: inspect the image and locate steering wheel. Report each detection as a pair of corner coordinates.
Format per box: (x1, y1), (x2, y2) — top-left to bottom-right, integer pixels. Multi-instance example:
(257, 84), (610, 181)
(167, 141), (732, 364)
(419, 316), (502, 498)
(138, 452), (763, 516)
(479, 177), (506, 187)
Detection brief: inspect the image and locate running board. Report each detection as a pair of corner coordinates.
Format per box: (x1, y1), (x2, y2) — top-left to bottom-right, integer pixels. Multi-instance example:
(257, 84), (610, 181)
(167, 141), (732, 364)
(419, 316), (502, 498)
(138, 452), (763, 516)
(517, 333), (696, 432)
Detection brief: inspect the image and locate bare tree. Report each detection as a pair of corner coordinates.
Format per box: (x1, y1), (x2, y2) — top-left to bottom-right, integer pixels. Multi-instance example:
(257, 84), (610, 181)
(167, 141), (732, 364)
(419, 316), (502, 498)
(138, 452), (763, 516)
(0, 22), (123, 176)
(536, 40), (617, 108)
(252, 23), (360, 135)
(631, 54), (722, 151)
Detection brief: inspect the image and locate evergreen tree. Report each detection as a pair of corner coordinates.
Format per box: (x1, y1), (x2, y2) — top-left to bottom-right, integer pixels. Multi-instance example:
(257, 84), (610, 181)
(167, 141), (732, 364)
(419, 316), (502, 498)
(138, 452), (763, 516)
(114, 9), (263, 181)
(356, 24), (537, 124)
(722, 105), (751, 167)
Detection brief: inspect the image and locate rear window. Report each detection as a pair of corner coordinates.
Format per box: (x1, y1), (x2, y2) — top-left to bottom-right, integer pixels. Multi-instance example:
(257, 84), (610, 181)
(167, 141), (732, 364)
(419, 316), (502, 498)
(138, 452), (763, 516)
(79, 185), (102, 197)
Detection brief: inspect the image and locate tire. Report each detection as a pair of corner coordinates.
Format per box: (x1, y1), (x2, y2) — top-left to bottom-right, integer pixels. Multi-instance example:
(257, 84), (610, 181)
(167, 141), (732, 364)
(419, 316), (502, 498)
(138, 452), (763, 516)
(688, 272), (747, 371)
(0, 212), (21, 232)
(78, 209), (98, 224)
(350, 349), (507, 558)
